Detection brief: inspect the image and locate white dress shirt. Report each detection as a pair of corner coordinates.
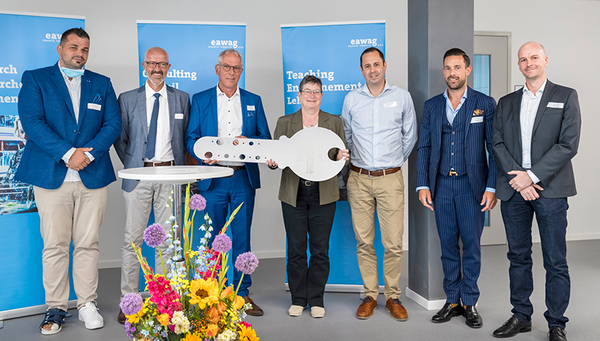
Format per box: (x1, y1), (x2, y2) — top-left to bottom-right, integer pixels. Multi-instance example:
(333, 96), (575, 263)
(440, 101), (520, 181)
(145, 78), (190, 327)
(217, 86), (243, 166)
(58, 63), (84, 182)
(520, 79), (547, 184)
(145, 82), (173, 163)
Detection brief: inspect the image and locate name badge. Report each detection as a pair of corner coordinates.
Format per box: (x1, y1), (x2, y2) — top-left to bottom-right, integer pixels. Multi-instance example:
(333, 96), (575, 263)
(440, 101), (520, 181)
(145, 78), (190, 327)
(383, 101), (398, 108)
(87, 103), (101, 111)
(471, 116), (483, 123)
(175, 113), (184, 119)
(247, 105), (255, 111)
(547, 102), (564, 109)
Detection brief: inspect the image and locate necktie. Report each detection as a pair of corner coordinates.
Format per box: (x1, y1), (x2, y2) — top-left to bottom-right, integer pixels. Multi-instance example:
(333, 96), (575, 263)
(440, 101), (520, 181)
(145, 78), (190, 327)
(145, 93), (160, 160)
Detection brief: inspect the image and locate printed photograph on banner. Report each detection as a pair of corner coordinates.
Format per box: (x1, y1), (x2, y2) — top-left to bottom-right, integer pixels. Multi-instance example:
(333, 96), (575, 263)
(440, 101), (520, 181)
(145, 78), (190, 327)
(137, 22), (246, 95)
(0, 13), (85, 215)
(281, 22), (385, 116)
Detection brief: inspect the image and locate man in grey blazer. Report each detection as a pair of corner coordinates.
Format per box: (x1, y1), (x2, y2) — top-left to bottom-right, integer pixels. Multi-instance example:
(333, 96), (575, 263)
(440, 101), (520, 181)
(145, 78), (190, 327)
(492, 42), (581, 341)
(113, 47), (190, 324)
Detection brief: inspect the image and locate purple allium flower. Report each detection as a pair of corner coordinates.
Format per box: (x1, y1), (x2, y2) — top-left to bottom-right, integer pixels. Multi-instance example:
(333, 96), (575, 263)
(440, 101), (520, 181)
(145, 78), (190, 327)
(144, 223), (166, 248)
(124, 321), (136, 338)
(235, 252), (259, 275)
(189, 194), (207, 211)
(212, 233), (232, 253)
(120, 293), (144, 315)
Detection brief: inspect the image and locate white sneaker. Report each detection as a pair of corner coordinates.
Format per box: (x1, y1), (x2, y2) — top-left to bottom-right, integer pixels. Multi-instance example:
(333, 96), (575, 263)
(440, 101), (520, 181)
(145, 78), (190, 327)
(78, 302), (104, 330)
(288, 305), (304, 317)
(311, 306), (325, 318)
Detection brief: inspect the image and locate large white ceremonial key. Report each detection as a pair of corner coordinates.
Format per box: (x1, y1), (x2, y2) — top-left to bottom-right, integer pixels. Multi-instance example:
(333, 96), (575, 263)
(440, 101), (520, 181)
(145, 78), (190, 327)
(193, 127), (345, 181)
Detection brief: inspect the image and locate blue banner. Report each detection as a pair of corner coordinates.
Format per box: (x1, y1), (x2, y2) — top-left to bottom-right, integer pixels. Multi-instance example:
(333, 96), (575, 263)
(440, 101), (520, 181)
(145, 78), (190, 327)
(0, 12), (84, 314)
(137, 21), (246, 93)
(281, 21), (386, 290)
(281, 21), (385, 115)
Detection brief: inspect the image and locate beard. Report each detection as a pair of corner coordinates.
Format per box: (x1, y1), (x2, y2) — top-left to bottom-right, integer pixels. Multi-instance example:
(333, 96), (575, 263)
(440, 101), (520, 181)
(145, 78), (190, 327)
(445, 77), (466, 90)
(148, 72), (165, 86)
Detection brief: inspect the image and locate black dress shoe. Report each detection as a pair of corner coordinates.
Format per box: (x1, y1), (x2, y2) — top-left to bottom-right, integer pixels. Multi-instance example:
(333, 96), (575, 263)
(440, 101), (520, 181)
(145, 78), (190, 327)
(432, 303), (465, 323)
(117, 309), (126, 324)
(493, 315), (532, 338)
(548, 326), (567, 341)
(464, 305), (483, 328)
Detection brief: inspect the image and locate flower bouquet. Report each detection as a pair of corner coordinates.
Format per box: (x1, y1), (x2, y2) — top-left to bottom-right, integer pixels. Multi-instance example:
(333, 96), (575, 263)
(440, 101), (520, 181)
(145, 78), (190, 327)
(121, 185), (260, 341)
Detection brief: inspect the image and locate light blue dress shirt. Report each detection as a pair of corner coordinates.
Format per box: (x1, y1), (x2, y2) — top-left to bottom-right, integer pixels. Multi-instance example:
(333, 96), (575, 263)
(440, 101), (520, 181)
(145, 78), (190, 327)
(341, 82), (417, 171)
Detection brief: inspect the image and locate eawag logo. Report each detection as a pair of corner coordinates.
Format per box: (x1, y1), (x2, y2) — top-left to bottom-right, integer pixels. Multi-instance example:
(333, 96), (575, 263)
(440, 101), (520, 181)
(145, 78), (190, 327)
(210, 40), (239, 49)
(43, 33), (62, 43)
(349, 38), (379, 47)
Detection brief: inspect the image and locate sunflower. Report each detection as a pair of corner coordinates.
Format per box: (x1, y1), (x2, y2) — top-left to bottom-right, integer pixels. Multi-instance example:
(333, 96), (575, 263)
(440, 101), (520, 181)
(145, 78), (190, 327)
(182, 333), (203, 341)
(188, 278), (219, 309)
(238, 324), (260, 341)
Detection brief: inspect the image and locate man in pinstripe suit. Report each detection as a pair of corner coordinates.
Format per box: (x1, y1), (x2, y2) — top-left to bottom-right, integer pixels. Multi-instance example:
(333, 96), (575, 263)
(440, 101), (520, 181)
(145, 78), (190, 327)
(416, 48), (497, 328)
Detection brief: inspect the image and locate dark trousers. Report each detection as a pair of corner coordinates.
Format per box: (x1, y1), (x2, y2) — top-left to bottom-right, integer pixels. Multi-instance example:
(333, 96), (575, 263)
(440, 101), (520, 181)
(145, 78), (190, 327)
(501, 192), (570, 329)
(282, 180), (336, 308)
(201, 169), (255, 297)
(433, 174), (484, 306)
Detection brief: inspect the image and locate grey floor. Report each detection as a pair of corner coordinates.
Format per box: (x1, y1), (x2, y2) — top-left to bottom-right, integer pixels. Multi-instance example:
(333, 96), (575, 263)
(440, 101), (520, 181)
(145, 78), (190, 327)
(2, 240), (599, 341)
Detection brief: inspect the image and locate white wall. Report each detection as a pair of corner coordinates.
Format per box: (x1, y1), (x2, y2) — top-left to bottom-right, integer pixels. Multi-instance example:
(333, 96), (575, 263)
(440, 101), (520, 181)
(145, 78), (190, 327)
(2, 0), (598, 268)
(475, 0), (600, 241)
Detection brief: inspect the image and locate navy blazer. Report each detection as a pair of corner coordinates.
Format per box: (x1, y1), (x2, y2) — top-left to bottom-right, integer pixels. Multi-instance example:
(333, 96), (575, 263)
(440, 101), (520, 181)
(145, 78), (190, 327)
(185, 86), (271, 191)
(492, 80), (581, 200)
(416, 87), (497, 201)
(114, 84), (191, 192)
(15, 63), (121, 190)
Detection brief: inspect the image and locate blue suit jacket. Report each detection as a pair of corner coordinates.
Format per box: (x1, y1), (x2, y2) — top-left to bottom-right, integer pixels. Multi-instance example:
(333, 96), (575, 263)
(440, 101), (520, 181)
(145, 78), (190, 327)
(416, 87), (497, 201)
(185, 86), (271, 191)
(114, 84), (191, 192)
(15, 63), (121, 190)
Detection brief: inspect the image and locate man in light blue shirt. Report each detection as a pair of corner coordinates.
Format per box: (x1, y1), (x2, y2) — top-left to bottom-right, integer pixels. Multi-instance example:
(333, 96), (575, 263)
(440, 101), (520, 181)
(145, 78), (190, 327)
(341, 47), (417, 321)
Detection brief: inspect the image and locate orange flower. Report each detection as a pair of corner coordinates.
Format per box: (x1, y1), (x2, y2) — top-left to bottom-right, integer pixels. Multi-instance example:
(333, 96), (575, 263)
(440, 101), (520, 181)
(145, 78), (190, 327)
(234, 295), (245, 310)
(206, 323), (219, 337)
(207, 306), (220, 324)
(220, 286), (233, 299)
(157, 312), (170, 326)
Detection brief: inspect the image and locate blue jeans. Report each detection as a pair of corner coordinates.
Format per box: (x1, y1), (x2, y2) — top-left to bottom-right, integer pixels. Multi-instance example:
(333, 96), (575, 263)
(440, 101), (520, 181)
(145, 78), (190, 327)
(201, 169), (256, 297)
(501, 192), (570, 329)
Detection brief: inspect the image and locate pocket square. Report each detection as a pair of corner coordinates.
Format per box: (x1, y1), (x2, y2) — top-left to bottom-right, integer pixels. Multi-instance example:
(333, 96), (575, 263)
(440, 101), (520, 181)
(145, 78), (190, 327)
(472, 109), (484, 116)
(92, 93), (102, 103)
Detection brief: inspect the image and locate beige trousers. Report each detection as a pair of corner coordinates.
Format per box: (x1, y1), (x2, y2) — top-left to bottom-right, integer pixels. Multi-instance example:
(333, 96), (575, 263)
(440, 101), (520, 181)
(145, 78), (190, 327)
(34, 183), (107, 310)
(347, 169), (405, 300)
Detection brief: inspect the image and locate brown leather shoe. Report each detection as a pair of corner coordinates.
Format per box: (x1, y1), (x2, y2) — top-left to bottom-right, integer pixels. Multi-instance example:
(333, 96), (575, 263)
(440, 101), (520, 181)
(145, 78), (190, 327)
(356, 296), (378, 319)
(244, 296), (264, 316)
(385, 298), (408, 321)
(117, 309), (126, 324)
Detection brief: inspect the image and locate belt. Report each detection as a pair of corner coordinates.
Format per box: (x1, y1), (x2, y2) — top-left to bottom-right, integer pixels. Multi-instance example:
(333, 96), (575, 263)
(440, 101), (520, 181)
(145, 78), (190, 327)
(301, 180), (314, 187)
(448, 170), (458, 176)
(351, 165), (401, 177)
(144, 161), (174, 167)
(216, 164), (245, 171)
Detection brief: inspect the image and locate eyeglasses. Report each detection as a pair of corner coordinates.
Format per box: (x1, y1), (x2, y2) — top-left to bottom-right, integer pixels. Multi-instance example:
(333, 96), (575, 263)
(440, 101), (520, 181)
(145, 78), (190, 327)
(145, 61), (169, 69)
(218, 64), (243, 73)
(301, 89), (322, 95)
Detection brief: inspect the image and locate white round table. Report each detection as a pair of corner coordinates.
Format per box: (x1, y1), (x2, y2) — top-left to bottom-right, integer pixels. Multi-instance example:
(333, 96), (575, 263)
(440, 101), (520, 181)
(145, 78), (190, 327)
(118, 165), (233, 241)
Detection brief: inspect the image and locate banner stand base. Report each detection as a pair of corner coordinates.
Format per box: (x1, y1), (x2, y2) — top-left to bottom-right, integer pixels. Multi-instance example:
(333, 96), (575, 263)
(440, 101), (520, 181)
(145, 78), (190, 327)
(405, 287), (445, 311)
(0, 299), (77, 324)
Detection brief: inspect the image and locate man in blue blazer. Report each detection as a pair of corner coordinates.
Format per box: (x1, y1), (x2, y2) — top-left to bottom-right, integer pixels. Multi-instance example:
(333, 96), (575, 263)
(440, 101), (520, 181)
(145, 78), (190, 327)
(416, 48), (497, 328)
(185, 49), (271, 316)
(114, 47), (190, 324)
(492, 42), (580, 341)
(15, 28), (121, 334)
